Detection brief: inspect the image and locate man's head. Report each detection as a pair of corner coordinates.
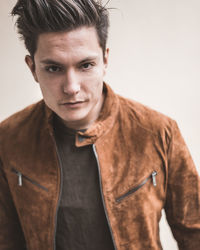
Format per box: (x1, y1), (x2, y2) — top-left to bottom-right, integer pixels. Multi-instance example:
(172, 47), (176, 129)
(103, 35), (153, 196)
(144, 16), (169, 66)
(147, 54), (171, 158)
(11, 0), (109, 58)
(11, 0), (110, 130)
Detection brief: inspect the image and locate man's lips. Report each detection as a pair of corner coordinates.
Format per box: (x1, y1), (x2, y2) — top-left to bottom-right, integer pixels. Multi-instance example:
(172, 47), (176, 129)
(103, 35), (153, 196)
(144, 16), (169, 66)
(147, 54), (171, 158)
(61, 100), (84, 104)
(60, 100), (87, 108)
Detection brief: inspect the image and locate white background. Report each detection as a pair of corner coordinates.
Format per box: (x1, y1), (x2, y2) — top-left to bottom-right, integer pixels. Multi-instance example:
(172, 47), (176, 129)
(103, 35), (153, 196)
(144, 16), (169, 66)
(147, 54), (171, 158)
(1, 1), (200, 249)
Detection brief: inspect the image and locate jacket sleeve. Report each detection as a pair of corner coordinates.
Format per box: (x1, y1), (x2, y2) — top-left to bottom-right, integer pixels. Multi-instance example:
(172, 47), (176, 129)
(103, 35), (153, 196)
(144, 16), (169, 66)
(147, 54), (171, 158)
(0, 159), (27, 250)
(164, 121), (200, 249)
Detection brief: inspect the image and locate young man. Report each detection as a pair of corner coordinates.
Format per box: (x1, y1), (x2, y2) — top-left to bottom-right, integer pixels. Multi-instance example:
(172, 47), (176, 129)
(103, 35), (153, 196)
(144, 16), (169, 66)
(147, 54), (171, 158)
(0, 0), (199, 249)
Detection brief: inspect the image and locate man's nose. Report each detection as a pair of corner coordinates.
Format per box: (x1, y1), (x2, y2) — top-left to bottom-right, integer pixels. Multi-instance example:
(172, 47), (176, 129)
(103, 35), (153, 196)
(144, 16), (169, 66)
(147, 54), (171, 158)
(63, 69), (80, 95)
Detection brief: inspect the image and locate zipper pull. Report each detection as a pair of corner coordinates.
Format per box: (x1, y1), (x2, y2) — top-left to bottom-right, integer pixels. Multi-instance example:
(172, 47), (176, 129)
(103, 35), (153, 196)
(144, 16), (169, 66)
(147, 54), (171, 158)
(152, 171), (157, 187)
(17, 172), (23, 186)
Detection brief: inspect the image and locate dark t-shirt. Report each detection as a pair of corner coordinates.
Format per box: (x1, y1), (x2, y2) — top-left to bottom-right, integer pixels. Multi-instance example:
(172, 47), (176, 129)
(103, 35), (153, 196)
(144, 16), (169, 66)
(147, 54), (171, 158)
(53, 116), (114, 250)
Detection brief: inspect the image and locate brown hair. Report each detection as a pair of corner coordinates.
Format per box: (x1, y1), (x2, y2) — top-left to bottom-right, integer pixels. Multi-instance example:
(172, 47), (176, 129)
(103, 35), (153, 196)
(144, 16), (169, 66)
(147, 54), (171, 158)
(11, 0), (109, 57)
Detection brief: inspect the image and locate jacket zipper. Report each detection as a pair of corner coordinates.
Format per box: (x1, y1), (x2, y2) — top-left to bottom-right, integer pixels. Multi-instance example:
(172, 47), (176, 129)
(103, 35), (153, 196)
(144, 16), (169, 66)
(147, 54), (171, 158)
(116, 171), (157, 203)
(11, 168), (48, 192)
(93, 144), (117, 250)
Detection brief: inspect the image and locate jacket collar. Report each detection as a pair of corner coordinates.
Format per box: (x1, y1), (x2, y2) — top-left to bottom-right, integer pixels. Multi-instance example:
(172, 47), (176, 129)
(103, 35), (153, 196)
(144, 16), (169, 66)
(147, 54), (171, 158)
(44, 83), (119, 147)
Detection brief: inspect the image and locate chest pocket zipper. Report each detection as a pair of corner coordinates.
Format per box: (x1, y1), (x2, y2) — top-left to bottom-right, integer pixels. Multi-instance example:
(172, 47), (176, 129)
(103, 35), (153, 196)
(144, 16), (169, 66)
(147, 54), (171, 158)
(11, 168), (48, 192)
(116, 171), (157, 203)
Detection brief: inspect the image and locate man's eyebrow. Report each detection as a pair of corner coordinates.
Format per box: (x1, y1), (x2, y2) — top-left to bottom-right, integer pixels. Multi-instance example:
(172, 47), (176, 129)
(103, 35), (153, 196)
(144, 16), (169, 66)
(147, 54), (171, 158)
(40, 59), (62, 65)
(40, 56), (99, 67)
(79, 56), (98, 63)
(40, 56), (98, 65)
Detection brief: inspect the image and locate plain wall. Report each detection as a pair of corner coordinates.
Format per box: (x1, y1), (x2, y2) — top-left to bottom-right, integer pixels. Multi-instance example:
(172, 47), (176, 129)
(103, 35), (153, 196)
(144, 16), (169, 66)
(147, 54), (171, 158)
(1, 1), (200, 249)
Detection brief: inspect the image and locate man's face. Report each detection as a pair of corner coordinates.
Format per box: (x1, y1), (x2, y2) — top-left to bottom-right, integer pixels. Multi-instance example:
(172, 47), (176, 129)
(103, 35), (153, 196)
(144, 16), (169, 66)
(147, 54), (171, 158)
(26, 26), (109, 130)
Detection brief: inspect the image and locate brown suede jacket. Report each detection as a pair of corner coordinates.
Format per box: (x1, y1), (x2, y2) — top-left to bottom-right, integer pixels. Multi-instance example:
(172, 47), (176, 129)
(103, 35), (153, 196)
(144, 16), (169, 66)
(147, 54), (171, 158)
(0, 84), (200, 250)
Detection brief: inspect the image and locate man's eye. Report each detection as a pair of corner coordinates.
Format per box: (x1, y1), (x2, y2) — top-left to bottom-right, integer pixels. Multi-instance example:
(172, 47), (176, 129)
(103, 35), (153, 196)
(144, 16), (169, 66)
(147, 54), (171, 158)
(81, 63), (93, 70)
(46, 66), (62, 73)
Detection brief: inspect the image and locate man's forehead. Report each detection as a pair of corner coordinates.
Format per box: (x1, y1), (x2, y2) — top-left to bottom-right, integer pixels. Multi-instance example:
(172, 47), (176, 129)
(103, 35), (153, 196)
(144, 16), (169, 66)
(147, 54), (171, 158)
(37, 27), (99, 48)
(34, 27), (102, 61)
(36, 27), (101, 53)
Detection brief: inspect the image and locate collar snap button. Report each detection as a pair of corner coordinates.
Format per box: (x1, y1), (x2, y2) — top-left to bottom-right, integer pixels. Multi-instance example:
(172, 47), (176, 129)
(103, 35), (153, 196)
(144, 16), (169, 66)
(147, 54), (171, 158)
(78, 135), (85, 142)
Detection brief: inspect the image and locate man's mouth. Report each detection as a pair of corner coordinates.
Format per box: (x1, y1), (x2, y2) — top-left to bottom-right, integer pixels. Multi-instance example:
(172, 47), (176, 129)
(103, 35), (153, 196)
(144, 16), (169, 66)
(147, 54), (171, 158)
(60, 100), (86, 108)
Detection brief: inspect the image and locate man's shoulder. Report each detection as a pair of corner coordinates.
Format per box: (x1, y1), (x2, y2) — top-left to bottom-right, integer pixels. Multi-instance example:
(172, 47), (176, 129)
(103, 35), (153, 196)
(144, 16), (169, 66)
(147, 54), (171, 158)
(117, 94), (175, 136)
(0, 100), (45, 135)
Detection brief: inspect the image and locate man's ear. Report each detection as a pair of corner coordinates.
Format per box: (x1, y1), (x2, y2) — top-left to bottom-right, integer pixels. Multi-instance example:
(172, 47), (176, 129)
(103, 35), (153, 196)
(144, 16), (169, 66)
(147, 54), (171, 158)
(25, 55), (39, 82)
(103, 48), (109, 76)
(104, 48), (109, 67)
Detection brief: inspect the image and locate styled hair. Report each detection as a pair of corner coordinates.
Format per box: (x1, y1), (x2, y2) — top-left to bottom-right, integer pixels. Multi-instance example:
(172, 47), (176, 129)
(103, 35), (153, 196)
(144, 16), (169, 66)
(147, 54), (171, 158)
(11, 0), (109, 57)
